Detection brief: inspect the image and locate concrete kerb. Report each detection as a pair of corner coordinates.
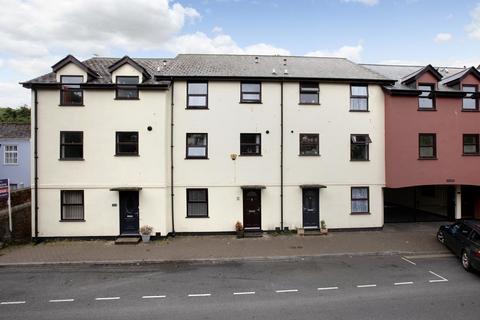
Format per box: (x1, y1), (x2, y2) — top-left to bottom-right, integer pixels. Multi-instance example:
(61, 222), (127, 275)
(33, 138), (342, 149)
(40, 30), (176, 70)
(0, 249), (451, 268)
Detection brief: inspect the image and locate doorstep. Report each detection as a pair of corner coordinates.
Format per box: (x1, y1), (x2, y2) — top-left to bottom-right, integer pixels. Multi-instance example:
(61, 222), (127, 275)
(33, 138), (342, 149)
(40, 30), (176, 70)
(114, 237), (141, 245)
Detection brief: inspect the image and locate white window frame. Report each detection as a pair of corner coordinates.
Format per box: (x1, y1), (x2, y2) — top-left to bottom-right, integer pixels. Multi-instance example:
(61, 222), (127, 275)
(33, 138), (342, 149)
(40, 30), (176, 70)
(4, 145), (18, 165)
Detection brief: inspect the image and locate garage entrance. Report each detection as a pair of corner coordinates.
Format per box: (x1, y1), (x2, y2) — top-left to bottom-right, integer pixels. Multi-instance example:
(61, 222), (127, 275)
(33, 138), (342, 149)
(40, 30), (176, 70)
(384, 186), (455, 223)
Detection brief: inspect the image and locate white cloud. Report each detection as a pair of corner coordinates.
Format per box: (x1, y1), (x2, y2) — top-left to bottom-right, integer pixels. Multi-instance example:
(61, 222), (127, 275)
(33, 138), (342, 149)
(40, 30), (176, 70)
(305, 44), (363, 62)
(0, 82), (30, 107)
(466, 3), (480, 40)
(434, 33), (453, 43)
(165, 32), (290, 55)
(340, 0), (379, 6)
(212, 26), (223, 33)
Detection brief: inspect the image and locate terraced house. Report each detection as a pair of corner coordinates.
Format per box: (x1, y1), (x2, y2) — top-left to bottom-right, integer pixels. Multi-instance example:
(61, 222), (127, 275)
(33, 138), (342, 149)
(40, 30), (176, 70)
(22, 54), (480, 239)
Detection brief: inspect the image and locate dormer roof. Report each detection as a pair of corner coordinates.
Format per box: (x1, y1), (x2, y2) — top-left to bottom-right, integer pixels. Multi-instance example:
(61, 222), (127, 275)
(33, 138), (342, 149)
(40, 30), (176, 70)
(52, 54), (99, 79)
(401, 64), (442, 85)
(440, 66), (480, 86)
(108, 56), (151, 80)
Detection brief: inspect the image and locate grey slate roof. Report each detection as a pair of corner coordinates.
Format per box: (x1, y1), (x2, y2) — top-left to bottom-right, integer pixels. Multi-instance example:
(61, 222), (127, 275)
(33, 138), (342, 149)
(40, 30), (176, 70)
(156, 54), (392, 81)
(0, 123), (31, 139)
(362, 64), (467, 93)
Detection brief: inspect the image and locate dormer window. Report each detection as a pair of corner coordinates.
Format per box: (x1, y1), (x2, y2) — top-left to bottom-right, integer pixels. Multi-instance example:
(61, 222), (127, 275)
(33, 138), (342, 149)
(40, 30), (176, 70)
(60, 76), (83, 106)
(462, 85), (478, 111)
(116, 76), (139, 100)
(418, 84), (435, 110)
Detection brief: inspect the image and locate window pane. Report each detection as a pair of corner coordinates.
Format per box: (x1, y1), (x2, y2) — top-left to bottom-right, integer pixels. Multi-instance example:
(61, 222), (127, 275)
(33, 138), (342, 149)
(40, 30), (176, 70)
(241, 93), (260, 101)
(188, 96), (207, 107)
(62, 145), (83, 158)
(187, 203), (208, 217)
(241, 83), (260, 93)
(463, 86), (476, 93)
(351, 98), (368, 110)
(188, 190), (207, 202)
(463, 98), (476, 109)
(464, 145), (477, 154)
(117, 76), (139, 85)
(300, 83), (319, 92)
(241, 134), (259, 144)
(351, 85), (367, 96)
(419, 135), (433, 146)
(352, 188), (368, 199)
(62, 132), (82, 144)
(464, 135), (477, 145)
(62, 89), (83, 105)
(117, 144), (138, 154)
(419, 146), (434, 157)
(188, 147), (206, 157)
(351, 144), (368, 160)
(188, 83), (207, 95)
(117, 88), (138, 99)
(187, 134), (206, 146)
(61, 76), (83, 84)
(418, 85), (433, 91)
(419, 97), (433, 109)
(300, 93), (319, 104)
(118, 132), (138, 143)
(352, 200), (368, 213)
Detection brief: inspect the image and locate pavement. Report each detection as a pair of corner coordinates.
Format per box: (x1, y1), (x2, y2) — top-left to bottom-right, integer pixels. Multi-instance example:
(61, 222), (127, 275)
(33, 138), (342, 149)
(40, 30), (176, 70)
(0, 254), (479, 320)
(0, 222), (450, 266)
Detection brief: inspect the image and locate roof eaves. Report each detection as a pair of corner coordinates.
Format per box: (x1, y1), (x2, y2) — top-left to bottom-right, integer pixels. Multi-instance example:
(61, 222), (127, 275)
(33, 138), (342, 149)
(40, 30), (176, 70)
(107, 56), (151, 80)
(52, 55), (99, 79)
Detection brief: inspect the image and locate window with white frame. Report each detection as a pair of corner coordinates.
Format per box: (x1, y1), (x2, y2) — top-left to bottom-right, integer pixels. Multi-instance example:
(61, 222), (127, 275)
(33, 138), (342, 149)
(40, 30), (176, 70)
(4, 145), (18, 165)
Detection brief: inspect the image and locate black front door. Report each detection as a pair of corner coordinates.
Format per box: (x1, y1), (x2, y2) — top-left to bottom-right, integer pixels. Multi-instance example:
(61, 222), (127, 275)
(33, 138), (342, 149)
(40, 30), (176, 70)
(119, 191), (139, 235)
(303, 188), (319, 228)
(243, 189), (261, 230)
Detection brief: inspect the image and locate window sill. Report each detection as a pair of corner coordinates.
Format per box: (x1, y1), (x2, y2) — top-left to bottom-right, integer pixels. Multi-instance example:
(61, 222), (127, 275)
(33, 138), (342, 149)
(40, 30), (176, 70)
(59, 104), (84, 107)
(418, 157), (437, 160)
(186, 106), (209, 110)
(349, 110), (369, 112)
(298, 103), (320, 106)
(417, 108), (437, 111)
(59, 158), (84, 161)
(115, 98), (140, 101)
(462, 153), (480, 156)
(461, 109), (479, 112)
(115, 154), (140, 157)
(3, 163), (19, 166)
(59, 219), (86, 222)
(350, 159), (370, 162)
(185, 157), (209, 160)
(350, 212), (371, 215)
(186, 216), (209, 218)
(240, 101), (262, 104)
(298, 154), (320, 157)
(239, 154), (262, 157)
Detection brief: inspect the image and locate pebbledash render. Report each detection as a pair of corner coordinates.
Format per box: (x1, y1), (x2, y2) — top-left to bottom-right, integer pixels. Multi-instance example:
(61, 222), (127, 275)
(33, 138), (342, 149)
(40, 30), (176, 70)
(21, 54), (480, 239)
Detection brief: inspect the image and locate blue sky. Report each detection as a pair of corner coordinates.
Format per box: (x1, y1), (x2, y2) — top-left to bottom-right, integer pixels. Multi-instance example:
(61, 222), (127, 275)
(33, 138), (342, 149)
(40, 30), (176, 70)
(0, 0), (479, 107)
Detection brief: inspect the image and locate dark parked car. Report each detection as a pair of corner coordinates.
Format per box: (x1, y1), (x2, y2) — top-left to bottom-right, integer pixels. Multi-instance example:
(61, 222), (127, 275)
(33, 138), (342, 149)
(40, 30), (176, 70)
(437, 220), (480, 272)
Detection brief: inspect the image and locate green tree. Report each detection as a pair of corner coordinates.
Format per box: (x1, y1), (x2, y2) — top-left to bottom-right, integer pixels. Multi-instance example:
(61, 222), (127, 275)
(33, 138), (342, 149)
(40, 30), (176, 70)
(0, 105), (31, 123)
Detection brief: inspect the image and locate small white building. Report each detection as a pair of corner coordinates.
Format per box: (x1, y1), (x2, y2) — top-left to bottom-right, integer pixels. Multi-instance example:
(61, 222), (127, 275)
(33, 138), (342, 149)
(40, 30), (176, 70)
(22, 54), (392, 238)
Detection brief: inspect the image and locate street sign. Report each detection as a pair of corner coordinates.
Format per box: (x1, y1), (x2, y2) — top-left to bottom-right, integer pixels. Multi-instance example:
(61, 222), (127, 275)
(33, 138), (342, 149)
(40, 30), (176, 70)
(0, 179), (9, 200)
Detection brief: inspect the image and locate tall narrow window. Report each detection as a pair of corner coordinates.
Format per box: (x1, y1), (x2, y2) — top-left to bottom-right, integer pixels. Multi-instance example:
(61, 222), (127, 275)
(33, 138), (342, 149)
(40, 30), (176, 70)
(240, 133), (261, 156)
(350, 134), (371, 161)
(116, 76), (139, 99)
(299, 134), (319, 156)
(350, 85), (368, 111)
(463, 134), (479, 155)
(186, 189), (208, 217)
(186, 133), (208, 159)
(418, 84), (435, 110)
(60, 76), (83, 106)
(60, 131), (83, 160)
(351, 187), (369, 214)
(240, 82), (261, 103)
(116, 132), (139, 156)
(61, 190), (84, 221)
(4, 145), (18, 165)
(419, 133), (436, 159)
(462, 85), (478, 111)
(187, 82), (208, 108)
(299, 82), (319, 104)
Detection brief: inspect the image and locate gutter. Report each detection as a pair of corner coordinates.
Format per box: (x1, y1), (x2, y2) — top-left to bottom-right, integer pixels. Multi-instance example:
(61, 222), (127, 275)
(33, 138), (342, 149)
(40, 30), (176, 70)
(170, 80), (175, 237)
(33, 88), (39, 242)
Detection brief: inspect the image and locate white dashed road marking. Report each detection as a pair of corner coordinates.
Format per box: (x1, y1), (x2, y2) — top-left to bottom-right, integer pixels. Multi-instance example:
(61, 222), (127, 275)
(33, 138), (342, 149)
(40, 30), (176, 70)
(188, 293), (211, 297)
(1, 301), (26, 305)
(142, 295), (166, 299)
(49, 299), (74, 303)
(95, 297), (120, 301)
(428, 271), (448, 283)
(401, 257), (417, 266)
(275, 289), (299, 293)
(357, 284), (377, 288)
(317, 287), (339, 291)
(394, 282), (414, 286)
(233, 292), (255, 295)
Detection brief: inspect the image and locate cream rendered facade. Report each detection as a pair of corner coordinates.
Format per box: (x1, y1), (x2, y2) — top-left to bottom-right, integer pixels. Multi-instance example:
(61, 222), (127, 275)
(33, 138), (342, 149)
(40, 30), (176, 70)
(28, 55), (387, 238)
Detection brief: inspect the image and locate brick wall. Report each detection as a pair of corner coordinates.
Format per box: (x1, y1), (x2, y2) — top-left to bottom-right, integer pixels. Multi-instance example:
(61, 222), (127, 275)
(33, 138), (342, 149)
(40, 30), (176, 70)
(0, 188), (31, 245)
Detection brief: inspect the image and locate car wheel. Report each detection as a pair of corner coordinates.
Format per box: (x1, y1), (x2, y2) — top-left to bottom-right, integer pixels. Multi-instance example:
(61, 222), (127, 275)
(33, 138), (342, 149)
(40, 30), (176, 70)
(462, 250), (472, 272)
(437, 231), (445, 244)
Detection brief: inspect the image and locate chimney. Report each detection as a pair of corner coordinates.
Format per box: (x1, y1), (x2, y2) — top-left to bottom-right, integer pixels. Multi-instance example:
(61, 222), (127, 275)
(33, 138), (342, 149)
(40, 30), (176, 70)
(163, 59), (167, 67)
(283, 58), (287, 66)
(272, 68), (276, 75)
(284, 69), (288, 75)
(255, 56), (259, 64)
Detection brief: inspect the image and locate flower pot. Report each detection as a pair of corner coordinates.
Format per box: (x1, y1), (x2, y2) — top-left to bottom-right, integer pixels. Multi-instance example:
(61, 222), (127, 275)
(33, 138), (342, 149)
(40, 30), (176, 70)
(320, 228), (328, 235)
(141, 234), (151, 243)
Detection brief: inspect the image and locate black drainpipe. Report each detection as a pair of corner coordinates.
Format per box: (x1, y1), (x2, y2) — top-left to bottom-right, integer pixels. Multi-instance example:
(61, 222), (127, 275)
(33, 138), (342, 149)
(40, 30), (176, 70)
(280, 80), (284, 231)
(170, 80), (175, 237)
(33, 88), (39, 242)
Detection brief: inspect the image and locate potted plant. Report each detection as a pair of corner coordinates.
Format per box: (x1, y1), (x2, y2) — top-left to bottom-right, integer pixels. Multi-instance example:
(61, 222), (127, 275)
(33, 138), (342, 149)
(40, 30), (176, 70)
(235, 221), (244, 238)
(140, 225), (153, 243)
(320, 220), (328, 235)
